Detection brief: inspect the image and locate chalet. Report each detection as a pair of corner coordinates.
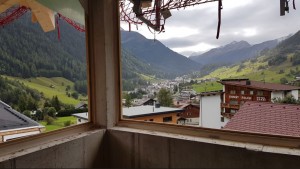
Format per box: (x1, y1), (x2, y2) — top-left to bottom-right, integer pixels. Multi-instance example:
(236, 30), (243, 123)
(0, 101), (44, 143)
(177, 104), (200, 126)
(122, 104), (183, 124)
(72, 112), (89, 124)
(219, 79), (300, 119)
(224, 101), (300, 137)
(132, 98), (156, 106)
(75, 102), (88, 110)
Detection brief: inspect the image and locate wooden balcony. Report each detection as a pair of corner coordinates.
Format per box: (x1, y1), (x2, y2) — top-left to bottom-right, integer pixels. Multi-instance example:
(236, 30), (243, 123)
(221, 112), (234, 119)
(221, 103), (240, 109)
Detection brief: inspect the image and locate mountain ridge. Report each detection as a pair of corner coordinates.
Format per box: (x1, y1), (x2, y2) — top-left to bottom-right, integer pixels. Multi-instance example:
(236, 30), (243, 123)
(189, 39), (280, 65)
(121, 30), (202, 77)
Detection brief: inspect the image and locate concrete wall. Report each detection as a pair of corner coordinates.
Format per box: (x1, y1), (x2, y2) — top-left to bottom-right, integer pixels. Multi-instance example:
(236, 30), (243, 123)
(221, 117), (230, 128)
(291, 90), (299, 100)
(200, 95), (222, 129)
(271, 91), (284, 100)
(0, 130), (107, 168)
(108, 129), (300, 169)
(1, 129), (300, 168)
(186, 117), (199, 125)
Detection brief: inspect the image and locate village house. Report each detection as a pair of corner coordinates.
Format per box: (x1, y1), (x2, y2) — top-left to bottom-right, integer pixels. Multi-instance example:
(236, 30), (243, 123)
(224, 101), (300, 137)
(132, 98), (156, 107)
(177, 104), (200, 126)
(198, 90), (228, 129)
(199, 79), (300, 129)
(122, 104), (183, 124)
(72, 112), (89, 124)
(0, 101), (44, 143)
(219, 79), (300, 119)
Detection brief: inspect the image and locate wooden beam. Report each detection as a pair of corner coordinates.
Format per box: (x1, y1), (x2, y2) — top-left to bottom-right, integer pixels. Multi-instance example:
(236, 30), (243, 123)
(0, 0), (19, 13)
(26, 0), (55, 32)
(31, 12), (37, 23)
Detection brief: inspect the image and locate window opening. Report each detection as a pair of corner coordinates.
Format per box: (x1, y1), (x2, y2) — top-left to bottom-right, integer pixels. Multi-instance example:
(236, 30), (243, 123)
(0, 1), (88, 143)
(119, 0), (300, 138)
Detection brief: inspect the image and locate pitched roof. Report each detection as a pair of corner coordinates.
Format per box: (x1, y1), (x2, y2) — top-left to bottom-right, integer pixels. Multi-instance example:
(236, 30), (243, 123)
(75, 102), (88, 109)
(179, 104), (200, 109)
(219, 79), (300, 91)
(224, 101), (300, 137)
(0, 101), (42, 131)
(72, 112), (88, 120)
(123, 105), (183, 118)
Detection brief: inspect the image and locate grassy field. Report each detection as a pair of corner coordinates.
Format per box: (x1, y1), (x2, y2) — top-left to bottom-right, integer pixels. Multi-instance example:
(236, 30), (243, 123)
(192, 82), (223, 93)
(39, 116), (77, 132)
(192, 54), (300, 93)
(138, 73), (164, 83)
(198, 55), (299, 85)
(4, 76), (87, 105)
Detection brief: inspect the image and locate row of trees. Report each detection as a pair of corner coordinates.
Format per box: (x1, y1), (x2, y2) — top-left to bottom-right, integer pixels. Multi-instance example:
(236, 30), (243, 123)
(124, 88), (173, 107)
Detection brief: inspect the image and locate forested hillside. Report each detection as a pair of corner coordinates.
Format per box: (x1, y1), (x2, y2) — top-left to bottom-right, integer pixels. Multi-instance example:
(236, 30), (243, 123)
(0, 75), (41, 112)
(0, 13), (182, 93)
(0, 13), (86, 81)
(121, 30), (202, 77)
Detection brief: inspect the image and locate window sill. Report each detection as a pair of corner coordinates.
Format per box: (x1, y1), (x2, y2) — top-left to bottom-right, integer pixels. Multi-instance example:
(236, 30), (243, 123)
(116, 120), (300, 153)
(0, 123), (103, 162)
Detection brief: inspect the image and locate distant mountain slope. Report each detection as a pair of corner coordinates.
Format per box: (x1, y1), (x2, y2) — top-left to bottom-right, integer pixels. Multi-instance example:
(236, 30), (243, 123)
(0, 13), (164, 84)
(121, 31), (202, 77)
(190, 40), (279, 65)
(199, 31), (300, 85)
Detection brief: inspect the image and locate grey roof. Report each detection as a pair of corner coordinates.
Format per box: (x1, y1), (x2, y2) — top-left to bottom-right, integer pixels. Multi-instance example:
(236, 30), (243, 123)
(123, 105), (183, 118)
(0, 101), (42, 131)
(72, 112), (88, 120)
(75, 102), (88, 109)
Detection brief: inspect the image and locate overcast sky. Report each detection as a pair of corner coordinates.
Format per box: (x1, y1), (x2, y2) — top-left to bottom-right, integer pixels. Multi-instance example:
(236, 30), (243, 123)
(121, 0), (300, 57)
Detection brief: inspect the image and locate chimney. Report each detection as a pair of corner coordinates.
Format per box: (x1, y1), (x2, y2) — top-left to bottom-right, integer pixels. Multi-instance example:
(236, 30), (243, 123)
(155, 102), (160, 108)
(246, 80), (251, 85)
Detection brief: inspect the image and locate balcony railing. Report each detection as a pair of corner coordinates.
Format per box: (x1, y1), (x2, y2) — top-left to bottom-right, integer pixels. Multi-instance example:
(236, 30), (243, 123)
(221, 103), (240, 109)
(221, 112), (234, 119)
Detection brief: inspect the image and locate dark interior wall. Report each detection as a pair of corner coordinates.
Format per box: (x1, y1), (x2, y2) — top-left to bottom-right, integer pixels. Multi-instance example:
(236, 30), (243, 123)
(0, 129), (106, 169)
(108, 129), (300, 169)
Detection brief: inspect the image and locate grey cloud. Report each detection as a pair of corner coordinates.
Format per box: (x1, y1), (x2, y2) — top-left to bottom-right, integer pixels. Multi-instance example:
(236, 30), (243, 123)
(157, 0), (300, 52)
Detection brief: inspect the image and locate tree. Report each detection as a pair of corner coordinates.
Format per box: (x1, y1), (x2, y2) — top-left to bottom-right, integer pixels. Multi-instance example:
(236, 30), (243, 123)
(157, 88), (173, 107)
(51, 96), (61, 111)
(23, 110), (32, 118)
(71, 92), (79, 99)
(44, 115), (54, 125)
(280, 77), (288, 84)
(43, 107), (57, 118)
(124, 93), (132, 107)
(173, 85), (178, 94)
(273, 95), (298, 104)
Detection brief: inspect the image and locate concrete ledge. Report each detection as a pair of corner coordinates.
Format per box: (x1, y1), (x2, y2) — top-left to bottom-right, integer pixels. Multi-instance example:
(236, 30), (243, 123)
(110, 127), (300, 156)
(0, 128), (106, 163)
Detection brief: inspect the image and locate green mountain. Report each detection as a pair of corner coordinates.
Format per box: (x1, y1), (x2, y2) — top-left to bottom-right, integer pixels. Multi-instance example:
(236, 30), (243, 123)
(0, 13), (86, 81)
(199, 31), (300, 85)
(190, 40), (279, 66)
(121, 30), (202, 77)
(0, 13), (165, 92)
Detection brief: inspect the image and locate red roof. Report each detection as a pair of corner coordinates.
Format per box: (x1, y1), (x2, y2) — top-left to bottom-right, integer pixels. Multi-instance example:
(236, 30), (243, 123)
(224, 101), (300, 137)
(219, 80), (300, 91)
